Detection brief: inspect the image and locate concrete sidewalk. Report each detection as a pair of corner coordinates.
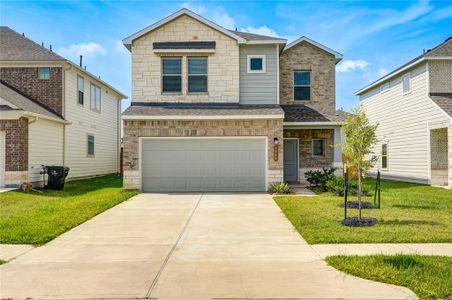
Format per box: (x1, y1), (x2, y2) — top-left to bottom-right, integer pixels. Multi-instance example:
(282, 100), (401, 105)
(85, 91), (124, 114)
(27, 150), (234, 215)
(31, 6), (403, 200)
(313, 243), (452, 258)
(0, 244), (34, 261)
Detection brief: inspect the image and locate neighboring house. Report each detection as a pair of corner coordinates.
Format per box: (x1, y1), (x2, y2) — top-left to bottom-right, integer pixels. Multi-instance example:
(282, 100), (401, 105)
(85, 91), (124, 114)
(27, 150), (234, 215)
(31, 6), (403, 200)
(357, 37), (452, 188)
(0, 26), (127, 187)
(121, 8), (346, 192)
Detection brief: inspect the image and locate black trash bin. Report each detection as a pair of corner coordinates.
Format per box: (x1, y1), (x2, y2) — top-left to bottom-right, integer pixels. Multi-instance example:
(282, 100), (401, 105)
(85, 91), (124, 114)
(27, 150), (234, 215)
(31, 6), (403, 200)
(44, 166), (70, 190)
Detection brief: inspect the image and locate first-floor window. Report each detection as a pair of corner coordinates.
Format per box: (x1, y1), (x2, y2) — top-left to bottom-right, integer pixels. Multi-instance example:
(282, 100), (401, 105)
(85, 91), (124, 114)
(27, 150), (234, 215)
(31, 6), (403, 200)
(38, 67), (50, 80)
(294, 71), (311, 101)
(382, 144), (388, 169)
(312, 139), (324, 156)
(90, 83), (101, 112)
(162, 57), (182, 93)
(87, 134), (95, 156)
(188, 57), (207, 93)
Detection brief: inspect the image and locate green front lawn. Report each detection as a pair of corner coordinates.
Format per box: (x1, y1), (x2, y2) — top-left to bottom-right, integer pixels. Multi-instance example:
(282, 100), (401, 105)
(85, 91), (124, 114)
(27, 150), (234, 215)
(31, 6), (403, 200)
(326, 255), (452, 299)
(274, 179), (452, 243)
(0, 175), (138, 244)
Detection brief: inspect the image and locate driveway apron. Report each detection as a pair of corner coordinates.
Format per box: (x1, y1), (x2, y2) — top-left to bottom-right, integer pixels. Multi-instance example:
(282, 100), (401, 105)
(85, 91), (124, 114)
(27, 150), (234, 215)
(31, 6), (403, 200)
(0, 193), (416, 299)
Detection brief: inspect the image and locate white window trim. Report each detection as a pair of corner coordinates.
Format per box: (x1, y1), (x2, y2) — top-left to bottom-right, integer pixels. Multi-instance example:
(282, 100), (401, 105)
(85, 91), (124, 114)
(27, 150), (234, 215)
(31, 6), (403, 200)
(187, 56), (208, 94)
(161, 56), (183, 94)
(90, 83), (101, 112)
(381, 143), (388, 170)
(87, 134), (95, 157)
(402, 73), (411, 95)
(380, 82), (390, 93)
(293, 71), (311, 101)
(311, 139), (325, 157)
(77, 75), (84, 106)
(247, 55), (266, 73)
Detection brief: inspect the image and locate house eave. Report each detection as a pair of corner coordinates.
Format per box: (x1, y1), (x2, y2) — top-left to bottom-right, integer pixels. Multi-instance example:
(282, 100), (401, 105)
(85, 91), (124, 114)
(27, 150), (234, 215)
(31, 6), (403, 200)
(122, 114), (284, 121)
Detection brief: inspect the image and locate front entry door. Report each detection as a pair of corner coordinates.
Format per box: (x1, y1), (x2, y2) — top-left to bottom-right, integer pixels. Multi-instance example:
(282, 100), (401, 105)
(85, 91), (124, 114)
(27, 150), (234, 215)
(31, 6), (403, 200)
(283, 139), (298, 182)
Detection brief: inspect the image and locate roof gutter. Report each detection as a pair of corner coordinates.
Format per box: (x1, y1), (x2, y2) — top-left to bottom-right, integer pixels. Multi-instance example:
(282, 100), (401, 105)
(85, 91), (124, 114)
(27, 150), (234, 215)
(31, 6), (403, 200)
(284, 121), (342, 126)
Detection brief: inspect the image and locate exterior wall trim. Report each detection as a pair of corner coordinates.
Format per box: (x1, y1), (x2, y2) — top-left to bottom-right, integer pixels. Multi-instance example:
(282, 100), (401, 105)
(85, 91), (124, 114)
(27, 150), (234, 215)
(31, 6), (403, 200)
(123, 115), (284, 120)
(138, 136), (269, 191)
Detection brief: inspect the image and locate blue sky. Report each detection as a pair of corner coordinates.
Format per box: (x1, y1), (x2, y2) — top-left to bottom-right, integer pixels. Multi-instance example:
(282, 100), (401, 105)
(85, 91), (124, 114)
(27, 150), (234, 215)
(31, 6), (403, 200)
(1, 0), (451, 111)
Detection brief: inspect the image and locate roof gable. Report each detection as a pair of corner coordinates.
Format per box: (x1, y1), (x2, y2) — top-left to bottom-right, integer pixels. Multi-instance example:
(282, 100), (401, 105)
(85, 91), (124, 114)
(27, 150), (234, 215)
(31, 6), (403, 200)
(283, 36), (343, 62)
(123, 9), (247, 50)
(122, 9), (287, 50)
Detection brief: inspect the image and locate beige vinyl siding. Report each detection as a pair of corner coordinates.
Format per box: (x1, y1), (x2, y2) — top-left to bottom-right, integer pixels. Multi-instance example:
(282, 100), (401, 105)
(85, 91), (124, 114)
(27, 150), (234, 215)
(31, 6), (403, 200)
(28, 118), (64, 185)
(239, 44), (278, 104)
(64, 68), (120, 179)
(361, 63), (451, 184)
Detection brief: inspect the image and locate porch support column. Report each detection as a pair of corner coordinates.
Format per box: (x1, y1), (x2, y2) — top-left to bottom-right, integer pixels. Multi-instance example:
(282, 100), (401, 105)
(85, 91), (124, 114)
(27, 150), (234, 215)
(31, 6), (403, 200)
(333, 126), (343, 168)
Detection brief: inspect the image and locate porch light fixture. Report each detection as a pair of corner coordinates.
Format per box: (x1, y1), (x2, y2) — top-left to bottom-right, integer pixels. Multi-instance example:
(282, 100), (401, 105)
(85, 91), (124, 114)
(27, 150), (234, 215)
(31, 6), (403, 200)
(273, 137), (279, 145)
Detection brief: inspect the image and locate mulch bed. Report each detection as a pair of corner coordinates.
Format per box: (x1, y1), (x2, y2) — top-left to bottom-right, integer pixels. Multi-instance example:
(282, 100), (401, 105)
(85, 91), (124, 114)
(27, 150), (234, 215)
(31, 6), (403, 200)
(339, 201), (376, 209)
(341, 217), (378, 227)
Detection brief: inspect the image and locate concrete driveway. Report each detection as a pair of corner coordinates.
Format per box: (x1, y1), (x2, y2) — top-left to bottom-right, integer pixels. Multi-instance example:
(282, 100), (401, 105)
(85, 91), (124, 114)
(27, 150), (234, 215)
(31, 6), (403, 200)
(0, 193), (415, 299)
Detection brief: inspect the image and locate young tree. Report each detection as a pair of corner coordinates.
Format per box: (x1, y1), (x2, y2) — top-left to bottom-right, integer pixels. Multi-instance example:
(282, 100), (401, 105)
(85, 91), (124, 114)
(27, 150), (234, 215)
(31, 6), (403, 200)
(342, 107), (378, 220)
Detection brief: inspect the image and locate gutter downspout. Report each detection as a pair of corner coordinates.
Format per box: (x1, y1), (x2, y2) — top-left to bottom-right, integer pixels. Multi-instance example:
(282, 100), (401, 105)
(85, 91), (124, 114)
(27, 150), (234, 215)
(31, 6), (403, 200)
(27, 116), (38, 184)
(62, 62), (72, 167)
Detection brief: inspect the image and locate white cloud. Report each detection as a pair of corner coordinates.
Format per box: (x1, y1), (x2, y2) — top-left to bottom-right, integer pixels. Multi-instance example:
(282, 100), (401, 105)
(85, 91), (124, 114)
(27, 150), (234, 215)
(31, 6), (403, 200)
(179, 2), (206, 14)
(211, 6), (236, 29)
(378, 67), (389, 77)
(239, 25), (280, 37)
(336, 60), (371, 73)
(57, 42), (107, 59)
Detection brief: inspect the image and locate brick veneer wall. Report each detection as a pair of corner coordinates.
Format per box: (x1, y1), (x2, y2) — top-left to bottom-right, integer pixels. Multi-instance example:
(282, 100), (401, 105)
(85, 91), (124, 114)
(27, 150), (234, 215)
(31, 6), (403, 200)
(279, 42), (336, 115)
(0, 67), (63, 114)
(0, 118), (28, 171)
(123, 119), (283, 189)
(429, 60), (452, 93)
(284, 129), (334, 168)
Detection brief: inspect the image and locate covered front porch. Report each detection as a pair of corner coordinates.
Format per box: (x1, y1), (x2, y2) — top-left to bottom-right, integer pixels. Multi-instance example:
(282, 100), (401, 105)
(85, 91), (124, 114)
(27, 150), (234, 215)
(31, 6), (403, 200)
(281, 105), (346, 184)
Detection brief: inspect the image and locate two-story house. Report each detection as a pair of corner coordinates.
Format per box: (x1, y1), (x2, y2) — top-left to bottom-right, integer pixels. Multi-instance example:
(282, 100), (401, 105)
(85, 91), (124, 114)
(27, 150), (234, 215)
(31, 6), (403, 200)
(0, 26), (127, 188)
(357, 37), (452, 188)
(121, 9), (345, 192)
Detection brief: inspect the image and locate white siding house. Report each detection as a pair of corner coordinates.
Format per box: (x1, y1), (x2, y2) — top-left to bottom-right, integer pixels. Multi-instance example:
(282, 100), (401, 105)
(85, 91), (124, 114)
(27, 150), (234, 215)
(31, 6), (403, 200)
(64, 67), (122, 179)
(357, 38), (452, 188)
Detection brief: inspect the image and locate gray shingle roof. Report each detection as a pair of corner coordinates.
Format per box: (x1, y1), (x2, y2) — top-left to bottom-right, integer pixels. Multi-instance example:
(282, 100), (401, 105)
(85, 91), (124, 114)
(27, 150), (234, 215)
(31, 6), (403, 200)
(123, 103), (284, 117)
(281, 105), (348, 123)
(0, 82), (64, 120)
(0, 26), (65, 61)
(425, 37), (452, 57)
(227, 30), (286, 42)
(430, 93), (452, 117)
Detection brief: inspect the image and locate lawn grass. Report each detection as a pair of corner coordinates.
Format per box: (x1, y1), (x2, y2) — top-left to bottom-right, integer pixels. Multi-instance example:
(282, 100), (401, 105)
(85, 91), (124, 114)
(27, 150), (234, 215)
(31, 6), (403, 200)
(274, 179), (452, 243)
(0, 174), (138, 244)
(326, 255), (452, 299)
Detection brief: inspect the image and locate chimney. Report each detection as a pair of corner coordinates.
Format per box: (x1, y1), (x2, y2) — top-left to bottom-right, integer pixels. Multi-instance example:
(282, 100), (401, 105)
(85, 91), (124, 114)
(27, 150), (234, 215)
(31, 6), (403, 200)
(79, 55), (83, 67)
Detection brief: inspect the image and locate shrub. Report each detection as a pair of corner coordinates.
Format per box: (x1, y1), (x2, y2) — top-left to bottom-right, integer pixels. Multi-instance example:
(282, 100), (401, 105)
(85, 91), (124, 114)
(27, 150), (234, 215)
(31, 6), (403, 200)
(269, 182), (293, 194)
(304, 168), (336, 191)
(326, 176), (369, 196)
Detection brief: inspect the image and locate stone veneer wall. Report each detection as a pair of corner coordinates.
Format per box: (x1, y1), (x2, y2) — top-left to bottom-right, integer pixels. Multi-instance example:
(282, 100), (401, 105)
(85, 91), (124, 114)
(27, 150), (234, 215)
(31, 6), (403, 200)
(429, 60), (452, 93)
(123, 119), (283, 189)
(279, 42), (336, 115)
(284, 129), (334, 182)
(0, 118), (28, 186)
(131, 15), (240, 103)
(0, 67), (63, 114)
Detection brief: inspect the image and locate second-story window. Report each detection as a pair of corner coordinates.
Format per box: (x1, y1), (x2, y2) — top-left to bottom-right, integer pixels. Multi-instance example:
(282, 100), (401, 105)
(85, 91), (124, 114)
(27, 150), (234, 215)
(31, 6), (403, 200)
(402, 73), (411, 94)
(38, 67), (50, 80)
(294, 71), (311, 101)
(77, 75), (84, 105)
(162, 57), (182, 93)
(188, 57), (207, 93)
(247, 55), (266, 73)
(90, 83), (101, 112)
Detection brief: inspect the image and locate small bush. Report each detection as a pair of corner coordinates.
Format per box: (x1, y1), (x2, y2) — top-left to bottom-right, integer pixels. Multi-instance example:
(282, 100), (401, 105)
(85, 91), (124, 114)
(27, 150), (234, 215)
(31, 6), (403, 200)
(325, 176), (369, 196)
(304, 168), (336, 191)
(269, 182), (293, 194)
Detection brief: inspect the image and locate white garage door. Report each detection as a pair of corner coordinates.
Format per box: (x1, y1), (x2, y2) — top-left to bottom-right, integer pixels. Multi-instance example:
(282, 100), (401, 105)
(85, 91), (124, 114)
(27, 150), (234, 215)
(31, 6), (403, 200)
(141, 138), (266, 192)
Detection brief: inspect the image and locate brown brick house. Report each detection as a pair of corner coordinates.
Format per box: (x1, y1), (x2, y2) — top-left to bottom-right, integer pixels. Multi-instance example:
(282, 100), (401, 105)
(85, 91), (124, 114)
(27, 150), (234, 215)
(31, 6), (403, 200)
(121, 8), (346, 191)
(0, 27), (126, 187)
